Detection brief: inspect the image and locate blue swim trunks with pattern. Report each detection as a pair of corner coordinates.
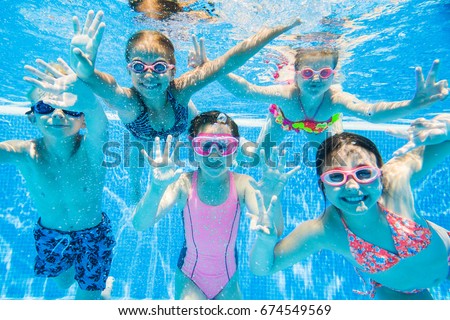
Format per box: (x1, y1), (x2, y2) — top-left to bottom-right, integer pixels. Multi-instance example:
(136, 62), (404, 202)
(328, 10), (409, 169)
(33, 213), (116, 291)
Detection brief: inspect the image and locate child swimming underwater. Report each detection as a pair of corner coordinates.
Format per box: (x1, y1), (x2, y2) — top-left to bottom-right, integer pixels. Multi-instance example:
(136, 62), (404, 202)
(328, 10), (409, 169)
(0, 59), (115, 299)
(132, 111), (299, 299)
(69, 10), (300, 200)
(188, 39), (449, 144)
(250, 115), (450, 299)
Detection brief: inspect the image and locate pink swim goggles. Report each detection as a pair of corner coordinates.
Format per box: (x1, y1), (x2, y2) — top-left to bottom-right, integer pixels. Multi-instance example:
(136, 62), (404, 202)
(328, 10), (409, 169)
(191, 133), (239, 157)
(127, 60), (175, 74)
(298, 67), (335, 79)
(320, 166), (381, 187)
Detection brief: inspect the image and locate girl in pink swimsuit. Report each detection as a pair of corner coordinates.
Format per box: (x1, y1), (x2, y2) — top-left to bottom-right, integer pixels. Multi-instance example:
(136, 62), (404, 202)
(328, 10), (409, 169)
(250, 114), (450, 299)
(133, 110), (299, 299)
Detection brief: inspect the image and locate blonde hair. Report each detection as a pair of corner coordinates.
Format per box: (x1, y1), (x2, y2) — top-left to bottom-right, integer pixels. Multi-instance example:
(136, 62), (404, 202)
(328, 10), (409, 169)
(125, 30), (176, 65)
(294, 47), (339, 70)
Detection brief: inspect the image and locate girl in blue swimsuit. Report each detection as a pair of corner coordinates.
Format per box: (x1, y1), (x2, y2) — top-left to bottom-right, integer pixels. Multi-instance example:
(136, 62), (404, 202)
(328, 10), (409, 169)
(68, 9), (300, 200)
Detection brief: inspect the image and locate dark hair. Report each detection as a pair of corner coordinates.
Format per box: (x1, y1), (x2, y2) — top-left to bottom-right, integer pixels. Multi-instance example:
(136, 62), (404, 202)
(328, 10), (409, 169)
(188, 110), (239, 138)
(125, 30), (176, 65)
(294, 47), (339, 70)
(315, 132), (384, 177)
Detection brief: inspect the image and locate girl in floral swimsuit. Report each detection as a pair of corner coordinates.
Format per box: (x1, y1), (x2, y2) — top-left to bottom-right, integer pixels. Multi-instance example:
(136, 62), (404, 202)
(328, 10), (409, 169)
(189, 40), (448, 144)
(250, 113), (450, 299)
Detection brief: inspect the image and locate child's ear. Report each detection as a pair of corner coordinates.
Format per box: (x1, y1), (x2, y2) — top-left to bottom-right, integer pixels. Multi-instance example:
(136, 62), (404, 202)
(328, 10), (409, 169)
(81, 115), (87, 129)
(27, 112), (36, 124)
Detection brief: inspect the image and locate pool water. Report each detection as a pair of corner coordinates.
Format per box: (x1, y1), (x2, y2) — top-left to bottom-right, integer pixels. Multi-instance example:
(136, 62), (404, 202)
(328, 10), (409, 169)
(1, 0), (449, 299)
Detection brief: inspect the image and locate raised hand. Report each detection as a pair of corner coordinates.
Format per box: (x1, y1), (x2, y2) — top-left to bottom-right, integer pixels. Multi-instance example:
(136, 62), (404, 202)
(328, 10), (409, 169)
(249, 191), (278, 236)
(387, 116), (449, 156)
(23, 58), (93, 109)
(188, 35), (208, 68)
(411, 60), (449, 108)
(70, 10), (105, 80)
(251, 147), (301, 199)
(142, 135), (183, 188)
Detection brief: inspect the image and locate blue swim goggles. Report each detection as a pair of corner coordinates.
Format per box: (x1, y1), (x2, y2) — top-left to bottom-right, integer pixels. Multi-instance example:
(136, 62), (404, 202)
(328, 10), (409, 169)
(31, 101), (84, 117)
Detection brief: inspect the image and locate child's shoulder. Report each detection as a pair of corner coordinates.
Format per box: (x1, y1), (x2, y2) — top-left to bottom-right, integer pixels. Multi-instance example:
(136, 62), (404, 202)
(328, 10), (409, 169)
(232, 172), (253, 184)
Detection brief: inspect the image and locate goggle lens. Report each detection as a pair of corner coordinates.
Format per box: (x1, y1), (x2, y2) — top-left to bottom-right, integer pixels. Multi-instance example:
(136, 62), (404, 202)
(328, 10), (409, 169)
(128, 60), (174, 74)
(192, 134), (239, 157)
(321, 166), (381, 187)
(32, 101), (83, 117)
(299, 67), (334, 79)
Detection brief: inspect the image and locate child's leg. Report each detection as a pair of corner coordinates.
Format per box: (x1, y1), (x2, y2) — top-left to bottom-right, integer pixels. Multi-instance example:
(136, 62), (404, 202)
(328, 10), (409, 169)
(75, 288), (102, 300)
(52, 266), (76, 289)
(175, 269), (207, 300)
(215, 272), (242, 300)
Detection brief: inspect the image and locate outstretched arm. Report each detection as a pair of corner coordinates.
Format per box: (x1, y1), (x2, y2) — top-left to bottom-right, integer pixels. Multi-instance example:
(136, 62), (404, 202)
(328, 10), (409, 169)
(70, 10), (137, 120)
(132, 136), (185, 231)
(249, 192), (324, 275)
(0, 140), (29, 165)
(336, 60), (448, 123)
(386, 114), (450, 183)
(177, 19), (301, 98)
(187, 35), (288, 103)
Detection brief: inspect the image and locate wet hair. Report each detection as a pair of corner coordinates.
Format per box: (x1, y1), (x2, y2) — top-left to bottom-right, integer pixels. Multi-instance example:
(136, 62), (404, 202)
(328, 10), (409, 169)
(125, 30), (176, 65)
(128, 0), (181, 20)
(188, 110), (240, 138)
(315, 132), (384, 177)
(294, 47), (339, 70)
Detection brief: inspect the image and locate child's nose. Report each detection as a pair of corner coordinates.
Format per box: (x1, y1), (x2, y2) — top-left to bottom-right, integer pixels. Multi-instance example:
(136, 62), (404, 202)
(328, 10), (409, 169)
(51, 109), (65, 119)
(344, 176), (360, 191)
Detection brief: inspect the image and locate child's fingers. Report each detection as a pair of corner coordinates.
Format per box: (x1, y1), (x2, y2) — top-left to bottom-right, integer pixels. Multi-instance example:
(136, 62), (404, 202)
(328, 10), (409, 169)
(56, 58), (72, 74)
(154, 136), (162, 160)
(425, 59), (439, 85)
(72, 16), (80, 34)
(88, 10), (104, 38)
(23, 76), (44, 89)
(199, 38), (207, 61)
(82, 10), (95, 34)
(286, 165), (301, 178)
(191, 34), (200, 56)
(72, 48), (92, 66)
(164, 135), (172, 159)
(36, 59), (64, 78)
(277, 149), (287, 172)
(385, 128), (409, 140)
(24, 65), (55, 85)
(92, 22), (106, 49)
(393, 141), (416, 157)
(255, 190), (266, 215)
(415, 66), (425, 90)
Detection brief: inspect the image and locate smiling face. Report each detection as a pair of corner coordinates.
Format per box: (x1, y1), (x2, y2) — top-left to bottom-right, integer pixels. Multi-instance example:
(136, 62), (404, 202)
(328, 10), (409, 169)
(193, 123), (237, 177)
(321, 144), (383, 215)
(28, 90), (85, 139)
(295, 54), (336, 96)
(126, 31), (176, 98)
(128, 48), (175, 97)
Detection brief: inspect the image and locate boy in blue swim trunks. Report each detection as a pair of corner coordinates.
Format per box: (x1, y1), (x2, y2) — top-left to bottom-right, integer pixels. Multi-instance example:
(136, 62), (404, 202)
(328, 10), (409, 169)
(0, 58), (115, 299)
